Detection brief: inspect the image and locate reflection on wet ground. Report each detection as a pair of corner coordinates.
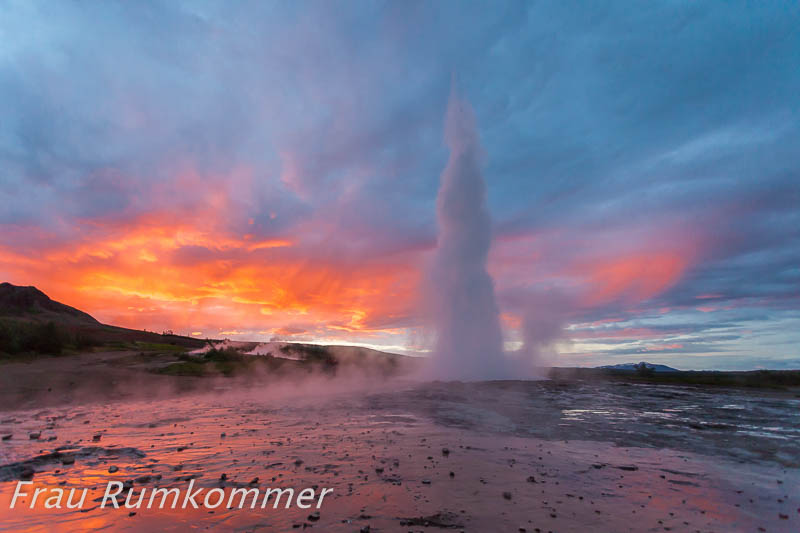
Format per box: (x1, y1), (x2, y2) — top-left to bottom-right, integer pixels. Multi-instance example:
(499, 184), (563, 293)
(373, 380), (800, 467)
(0, 379), (798, 531)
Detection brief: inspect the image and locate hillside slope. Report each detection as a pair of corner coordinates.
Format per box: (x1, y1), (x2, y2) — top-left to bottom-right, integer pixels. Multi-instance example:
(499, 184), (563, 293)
(0, 282), (205, 353)
(0, 282), (98, 325)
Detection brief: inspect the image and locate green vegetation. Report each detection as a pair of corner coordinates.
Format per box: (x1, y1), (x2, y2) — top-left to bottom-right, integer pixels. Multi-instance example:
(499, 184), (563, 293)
(154, 345), (343, 377)
(156, 347), (252, 377)
(0, 319), (64, 355)
(0, 318), (103, 357)
(134, 342), (188, 353)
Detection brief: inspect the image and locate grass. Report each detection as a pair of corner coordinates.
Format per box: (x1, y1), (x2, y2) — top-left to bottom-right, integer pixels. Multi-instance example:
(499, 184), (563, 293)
(134, 342), (188, 353)
(156, 347), (249, 377)
(0, 318), (103, 357)
(153, 346), (335, 378)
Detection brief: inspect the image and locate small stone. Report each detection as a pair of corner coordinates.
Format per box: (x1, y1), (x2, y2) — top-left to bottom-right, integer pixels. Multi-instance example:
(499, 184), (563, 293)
(29, 432), (41, 440)
(61, 455), (75, 465)
(1, 434), (11, 441)
(503, 492), (513, 500)
(308, 511), (320, 521)
(92, 434), (102, 442)
(526, 476), (536, 483)
(421, 479), (431, 485)
(108, 466), (119, 473)
(442, 448), (450, 456)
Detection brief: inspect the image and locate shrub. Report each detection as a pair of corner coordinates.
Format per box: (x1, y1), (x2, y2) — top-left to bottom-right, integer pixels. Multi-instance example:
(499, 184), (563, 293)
(0, 320), (64, 355)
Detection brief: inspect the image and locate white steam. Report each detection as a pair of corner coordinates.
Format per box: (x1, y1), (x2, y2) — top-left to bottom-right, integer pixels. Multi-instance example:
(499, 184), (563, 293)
(428, 88), (507, 380)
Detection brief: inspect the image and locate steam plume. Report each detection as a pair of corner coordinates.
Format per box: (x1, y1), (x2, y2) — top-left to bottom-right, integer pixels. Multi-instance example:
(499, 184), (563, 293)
(428, 87), (506, 380)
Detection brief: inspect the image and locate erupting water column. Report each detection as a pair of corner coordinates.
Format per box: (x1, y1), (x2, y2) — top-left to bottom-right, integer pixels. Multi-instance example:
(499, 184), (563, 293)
(429, 88), (507, 380)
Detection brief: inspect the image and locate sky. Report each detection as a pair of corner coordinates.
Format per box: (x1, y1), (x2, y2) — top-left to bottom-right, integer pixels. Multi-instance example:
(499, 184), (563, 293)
(1, 1), (798, 370)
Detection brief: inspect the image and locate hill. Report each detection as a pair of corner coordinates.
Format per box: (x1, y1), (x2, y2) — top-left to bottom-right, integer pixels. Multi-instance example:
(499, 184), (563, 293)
(597, 361), (680, 373)
(0, 282), (204, 355)
(0, 282), (98, 325)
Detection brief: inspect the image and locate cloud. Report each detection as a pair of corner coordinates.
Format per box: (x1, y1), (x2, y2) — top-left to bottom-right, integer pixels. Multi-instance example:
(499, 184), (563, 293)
(0, 1), (798, 367)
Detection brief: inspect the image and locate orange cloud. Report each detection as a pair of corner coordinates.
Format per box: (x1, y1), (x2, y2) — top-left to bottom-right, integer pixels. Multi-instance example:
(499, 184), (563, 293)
(580, 251), (690, 305)
(644, 343), (684, 351)
(0, 203), (421, 344)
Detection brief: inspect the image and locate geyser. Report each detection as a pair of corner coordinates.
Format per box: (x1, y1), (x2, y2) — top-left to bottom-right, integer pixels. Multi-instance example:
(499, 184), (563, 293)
(428, 88), (507, 380)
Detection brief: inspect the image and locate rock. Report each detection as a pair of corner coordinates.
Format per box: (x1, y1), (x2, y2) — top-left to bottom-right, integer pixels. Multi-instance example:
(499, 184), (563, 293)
(1, 434), (11, 441)
(20, 466), (34, 480)
(617, 465), (638, 471)
(92, 434), (102, 442)
(449, 471), (455, 478)
(60, 455), (75, 465)
(442, 448), (450, 456)
(400, 513), (463, 529)
(219, 473), (227, 481)
(29, 432), (41, 440)
(108, 465), (119, 473)
(308, 511), (320, 521)
(249, 477), (259, 485)
(526, 476), (536, 483)
(360, 527), (370, 533)
(503, 492), (513, 500)
(421, 479), (431, 485)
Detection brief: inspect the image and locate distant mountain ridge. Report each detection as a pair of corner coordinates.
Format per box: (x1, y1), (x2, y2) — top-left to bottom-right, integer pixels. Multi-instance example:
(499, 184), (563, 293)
(598, 361), (680, 373)
(0, 282), (98, 324)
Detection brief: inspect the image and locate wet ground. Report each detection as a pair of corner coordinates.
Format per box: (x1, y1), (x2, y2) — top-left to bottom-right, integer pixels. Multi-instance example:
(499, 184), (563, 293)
(0, 378), (798, 532)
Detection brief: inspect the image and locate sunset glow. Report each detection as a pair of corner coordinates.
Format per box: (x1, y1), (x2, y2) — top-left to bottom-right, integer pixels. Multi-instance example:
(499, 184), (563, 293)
(1, 1), (798, 369)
